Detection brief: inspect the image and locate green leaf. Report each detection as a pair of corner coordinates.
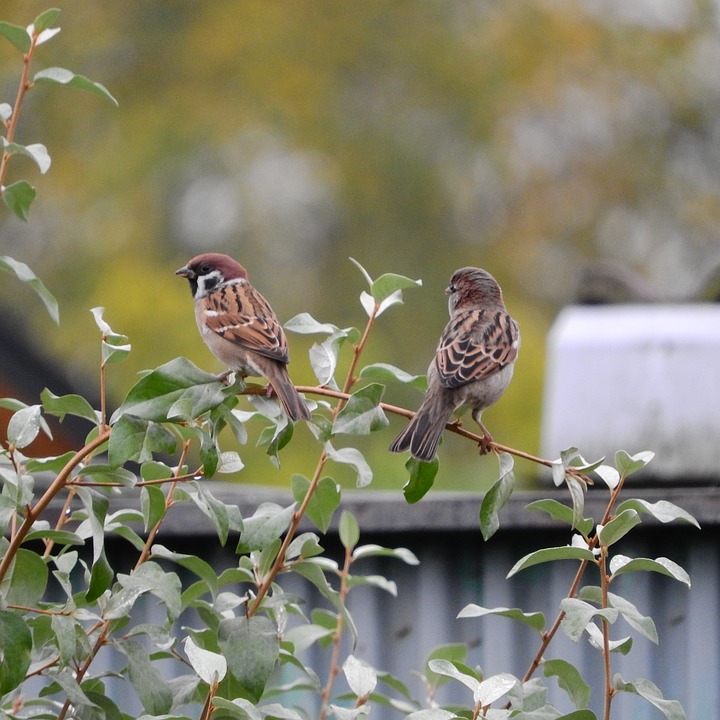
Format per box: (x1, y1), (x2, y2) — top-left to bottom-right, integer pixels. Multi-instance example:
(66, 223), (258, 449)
(614, 676), (686, 720)
(543, 658), (591, 709)
(343, 654), (377, 699)
(286, 531), (323, 560)
(51, 614), (78, 665)
(507, 545), (596, 578)
(598, 509), (641, 547)
(358, 362), (427, 390)
(236, 502), (295, 553)
(141, 485), (166, 531)
(0, 255), (58, 321)
(402, 456), (439, 503)
(339, 509), (360, 550)
(218, 450), (244, 474)
(559, 598), (618, 643)
(25, 451), (75, 474)
(291, 474), (340, 533)
(113, 561), (182, 620)
(0, 611), (32, 694)
(479, 452), (515, 540)
(24, 529), (84, 547)
(476, 673), (518, 706)
(219, 616), (279, 703)
(86, 549), (113, 603)
(615, 450), (655, 477)
(34, 66), (118, 105)
(325, 443), (373, 488)
(349, 257), (375, 287)
(112, 357), (230, 423)
(198, 428), (220, 477)
(352, 544), (419, 565)
(90, 307), (131, 363)
(153, 545), (219, 600)
(457, 605), (545, 634)
(615, 498), (700, 529)
(609, 555), (691, 587)
(77, 463), (137, 487)
(424, 644), (467, 686)
(404, 711), (458, 720)
(427, 659), (479, 694)
(48, 667), (98, 710)
(350, 259), (423, 316)
(565, 473), (586, 532)
(107, 414), (176, 467)
(141, 460), (174, 482)
(7, 404), (44, 448)
(184, 481), (240, 545)
(1, 139), (51, 174)
(593, 464), (620, 490)
(184, 636), (227, 685)
(32, 8), (61, 33)
(2, 181), (37, 221)
(2, 548), (48, 606)
(309, 332), (348, 387)
(580, 587), (658, 644)
(590, 626), (633, 654)
(41, 389), (98, 424)
(116, 638), (173, 715)
(0, 21), (30, 53)
(284, 312), (339, 335)
(212, 697), (263, 720)
(526, 499), (594, 537)
(333, 383), (388, 435)
(370, 272), (424, 304)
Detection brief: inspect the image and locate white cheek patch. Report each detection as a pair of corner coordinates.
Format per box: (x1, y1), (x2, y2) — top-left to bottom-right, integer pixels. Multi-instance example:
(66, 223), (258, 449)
(196, 270), (224, 297)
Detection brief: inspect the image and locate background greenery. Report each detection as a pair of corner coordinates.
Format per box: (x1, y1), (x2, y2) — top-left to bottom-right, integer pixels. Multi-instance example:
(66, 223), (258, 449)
(2, 0), (720, 489)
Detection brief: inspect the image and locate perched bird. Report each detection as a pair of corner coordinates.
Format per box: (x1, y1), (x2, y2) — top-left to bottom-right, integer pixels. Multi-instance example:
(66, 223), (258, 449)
(176, 252), (310, 421)
(390, 267), (520, 461)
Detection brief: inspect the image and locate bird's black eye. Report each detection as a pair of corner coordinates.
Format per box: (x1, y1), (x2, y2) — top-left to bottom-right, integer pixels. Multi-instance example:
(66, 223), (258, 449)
(199, 264), (212, 275)
(448, 283), (457, 293)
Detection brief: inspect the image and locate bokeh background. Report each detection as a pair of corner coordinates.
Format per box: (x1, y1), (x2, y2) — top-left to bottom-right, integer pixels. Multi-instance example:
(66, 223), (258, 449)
(2, 0), (720, 490)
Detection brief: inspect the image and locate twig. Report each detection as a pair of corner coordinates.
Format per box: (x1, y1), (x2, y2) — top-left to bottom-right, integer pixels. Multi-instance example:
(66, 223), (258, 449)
(0, 430), (110, 584)
(246, 307), (379, 617)
(0, 28), (38, 188)
(319, 544), (353, 720)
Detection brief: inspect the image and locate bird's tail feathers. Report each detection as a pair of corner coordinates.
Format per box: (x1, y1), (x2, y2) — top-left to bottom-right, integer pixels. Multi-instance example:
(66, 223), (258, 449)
(389, 392), (455, 462)
(266, 368), (311, 421)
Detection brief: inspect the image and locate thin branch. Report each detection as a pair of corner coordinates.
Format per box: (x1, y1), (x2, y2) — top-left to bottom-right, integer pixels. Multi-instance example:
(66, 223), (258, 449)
(0, 31), (38, 188)
(319, 544), (353, 720)
(519, 473), (628, 686)
(600, 545), (613, 720)
(134, 439), (191, 569)
(247, 307), (380, 617)
(0, 430), (110, 584)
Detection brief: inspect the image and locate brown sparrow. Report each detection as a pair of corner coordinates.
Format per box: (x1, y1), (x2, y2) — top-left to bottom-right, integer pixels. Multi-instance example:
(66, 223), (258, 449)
(390, 267), (520, 461)
(176, 253), (310, 421)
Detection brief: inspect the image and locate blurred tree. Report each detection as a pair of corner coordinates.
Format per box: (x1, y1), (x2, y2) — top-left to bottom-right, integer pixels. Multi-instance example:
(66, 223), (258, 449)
(2, 0), (719, 489)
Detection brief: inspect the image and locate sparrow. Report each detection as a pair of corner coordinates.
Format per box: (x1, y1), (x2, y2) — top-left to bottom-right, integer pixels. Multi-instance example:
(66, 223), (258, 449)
(176, 252), (310, 421)
(390, 267), (520, 461)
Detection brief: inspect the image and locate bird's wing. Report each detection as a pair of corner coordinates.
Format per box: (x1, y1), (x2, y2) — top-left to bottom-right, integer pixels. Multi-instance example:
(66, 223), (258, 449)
(435, 307), (519, 388)
(201, 282), (290, 364)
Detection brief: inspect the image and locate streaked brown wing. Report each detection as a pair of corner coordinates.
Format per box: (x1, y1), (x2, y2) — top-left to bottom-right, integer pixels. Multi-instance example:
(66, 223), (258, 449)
(202, 282), (290, 364)
(435, 307), (519, 389)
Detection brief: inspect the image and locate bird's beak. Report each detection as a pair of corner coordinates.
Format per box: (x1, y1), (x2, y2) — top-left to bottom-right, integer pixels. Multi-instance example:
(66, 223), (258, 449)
(176, 265), (193, 278)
